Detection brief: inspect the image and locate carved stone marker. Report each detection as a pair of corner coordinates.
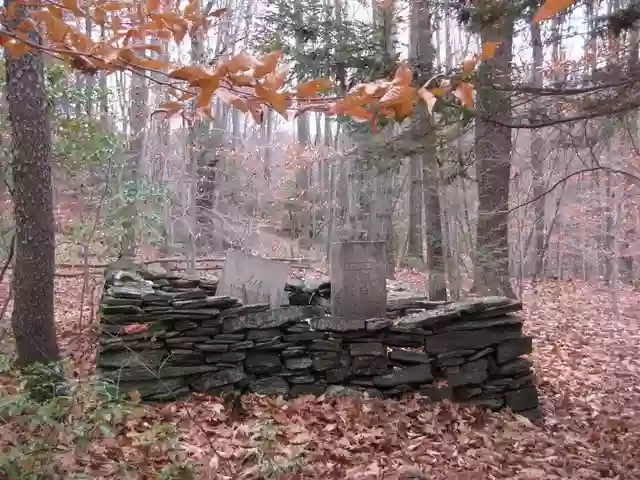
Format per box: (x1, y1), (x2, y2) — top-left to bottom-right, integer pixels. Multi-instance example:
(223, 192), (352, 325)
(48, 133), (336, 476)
(217, 250), (291, 307)
(330, 241), (387, 320)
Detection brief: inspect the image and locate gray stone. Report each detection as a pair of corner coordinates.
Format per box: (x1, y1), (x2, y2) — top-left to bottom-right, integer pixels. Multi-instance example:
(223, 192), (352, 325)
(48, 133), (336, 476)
(389, 349), (431, 364)
(185, 327), (221, 336)
(143, 306), (173, 314)
(349, 342), (386, 357)
(200, 318), (224, 328)
(173, 290), (208, 301)
(468, 347), (494, 361)
(247, 329), (282, 340)
(281, 346), (308, 358)
(311, 317), (365, 332)
(438, 357), (466, 367)
(309, 339), (342, 351)
(365, 317), (393, 331)
(167, 349), (204, 365)
(507, 373), (535, 390)
(174, 321), (199, 331)
(205, 296), (240, 308)
(212, 333), (246, 343)
(325, 385), (363, 398)
(172, 299), (212, 309)
(195, 343), (228, 353)
(311, 352), (342, 371)
(249, 377), (290, 395)
(325, 367), (351, 383)
(205, 351), (247, 363)
(289, 380), (327, 397)
(192, 369), (246, 391)
(102, 364), (218, 382)
(286, 357), (313, 370)
(109, 286), (144, 299)
(166, 336), (211, 346)
(289, 374), (316, 384)
(443, 316), (523, 332)
(97, 349), (168, 369)
(517, 406), (543, 421)
(349, 378), (375, 387)
(283, 332), (326, 341)
(253, 339), (292, 351)
(217, 250), (291, 307)
(102, 305), (142, 315)
(462, 394), (504, 409)
(169, 278), (200, 288)
(223, 306), (322, 333)
(382, 332), (425, 348)
(351, 356), (389, 376)
(178, 308), (222, 317)
(493, 358), (532, 377)
(424, 325), (523, 354)
(505, 386), (539, 412)
(219, 304), (271, 318)
(436, 350), (475, 359)
(373, 364), (433, 388)
(330, 241), (387, 319)
(454, 386), (482, 400)
(381, 384), (412, 397)
(496, 336), (533, 364)
(103, 296), (143, 307)
(230, 341), (255, 350)
(286, 323), (311, 333)
(445, 359), (488, 387)
(364, 388), (384, 398)
(245, 353), (282, 374)
(418, 385), (452, 401)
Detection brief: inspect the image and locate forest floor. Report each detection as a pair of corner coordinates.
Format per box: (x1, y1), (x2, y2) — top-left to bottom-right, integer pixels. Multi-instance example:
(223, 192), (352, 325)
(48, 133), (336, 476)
(1, 272), (640, 479)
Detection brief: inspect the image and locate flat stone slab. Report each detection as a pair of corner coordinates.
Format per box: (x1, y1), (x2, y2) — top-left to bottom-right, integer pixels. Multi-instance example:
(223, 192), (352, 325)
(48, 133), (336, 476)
(424, 325), (523, 354)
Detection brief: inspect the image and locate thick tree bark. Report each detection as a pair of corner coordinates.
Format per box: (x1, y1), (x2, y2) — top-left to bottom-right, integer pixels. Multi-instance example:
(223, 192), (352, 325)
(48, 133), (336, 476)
(473, 17), (516, 298)
(6, 0), (60, 366)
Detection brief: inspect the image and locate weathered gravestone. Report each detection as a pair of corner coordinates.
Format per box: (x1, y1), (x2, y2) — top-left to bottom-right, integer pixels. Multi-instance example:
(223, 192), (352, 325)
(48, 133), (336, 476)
(330, 241), (387, 319)
(217, 250), (291, 307)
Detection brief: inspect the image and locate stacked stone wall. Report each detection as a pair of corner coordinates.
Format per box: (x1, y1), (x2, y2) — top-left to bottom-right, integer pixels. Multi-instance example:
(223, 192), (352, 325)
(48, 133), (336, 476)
(98, 269), (541, 418)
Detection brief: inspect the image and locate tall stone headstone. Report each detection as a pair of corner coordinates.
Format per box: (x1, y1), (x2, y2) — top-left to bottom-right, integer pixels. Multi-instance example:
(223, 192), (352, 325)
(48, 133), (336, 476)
(217, 250), (291, 307)
(330, 241), (387, 319)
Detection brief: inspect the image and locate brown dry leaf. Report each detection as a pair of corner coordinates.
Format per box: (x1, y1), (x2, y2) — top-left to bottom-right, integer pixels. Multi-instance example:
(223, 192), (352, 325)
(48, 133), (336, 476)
(380, 86), (414, 106)
(5, 40), (32, 58)
(454, 82), (474, 108)
(263, 66), (289, 91)
(297, 78), (333, 97)
(418, 88), (438, 114)
(254, 49), (283, 77)
(392, 63), (413, 87)
(224, 51), (257, 73)
(255, 84), (289, 117)
(167, 65), (209, 81)
(462, 56), (477, 74)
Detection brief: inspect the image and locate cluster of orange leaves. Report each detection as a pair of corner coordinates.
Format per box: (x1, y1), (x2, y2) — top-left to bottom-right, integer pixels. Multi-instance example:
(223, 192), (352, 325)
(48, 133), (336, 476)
(0, 0), (574, 125)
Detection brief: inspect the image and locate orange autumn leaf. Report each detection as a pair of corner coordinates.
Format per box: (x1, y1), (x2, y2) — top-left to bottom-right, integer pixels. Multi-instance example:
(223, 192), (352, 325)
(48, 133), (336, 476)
(296, 78), (333, 97)
(454, 82), (474, 108)
(167, 65), (209, 81)
(462, 56), (477, 74)
(481, 41), (500, 60)
(254, 49), (283, 77)
(533, 0), (575, 23)
(392, 63), (412, 87)
(255, 83), (289, 116)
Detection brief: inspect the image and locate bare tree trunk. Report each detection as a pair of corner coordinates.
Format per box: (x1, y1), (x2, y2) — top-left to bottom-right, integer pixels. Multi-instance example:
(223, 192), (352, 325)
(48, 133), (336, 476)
(530, 21), (546, 282)
(6, 0), (60, 367)
(473, 16), (516, 298)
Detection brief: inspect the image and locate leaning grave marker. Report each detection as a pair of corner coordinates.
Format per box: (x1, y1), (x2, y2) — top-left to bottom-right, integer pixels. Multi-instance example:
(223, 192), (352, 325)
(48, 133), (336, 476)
(330, 240), (387, 319)
(217, 250), (291, 307)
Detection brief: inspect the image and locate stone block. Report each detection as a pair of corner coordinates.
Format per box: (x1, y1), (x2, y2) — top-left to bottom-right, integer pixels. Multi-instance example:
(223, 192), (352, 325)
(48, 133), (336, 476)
(373, 364), (433, 388)
(495, 336), (533, 364)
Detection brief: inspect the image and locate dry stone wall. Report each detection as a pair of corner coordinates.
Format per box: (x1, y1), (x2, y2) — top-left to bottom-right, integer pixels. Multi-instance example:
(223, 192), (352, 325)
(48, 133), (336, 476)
(97, 269), (541, 418)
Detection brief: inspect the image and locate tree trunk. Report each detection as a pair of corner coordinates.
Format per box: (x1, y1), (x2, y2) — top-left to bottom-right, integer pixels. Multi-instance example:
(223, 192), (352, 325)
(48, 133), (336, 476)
(472, 17), (516, 298)
(530, 21), (546, 281)
(6, 0), (60, 367)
